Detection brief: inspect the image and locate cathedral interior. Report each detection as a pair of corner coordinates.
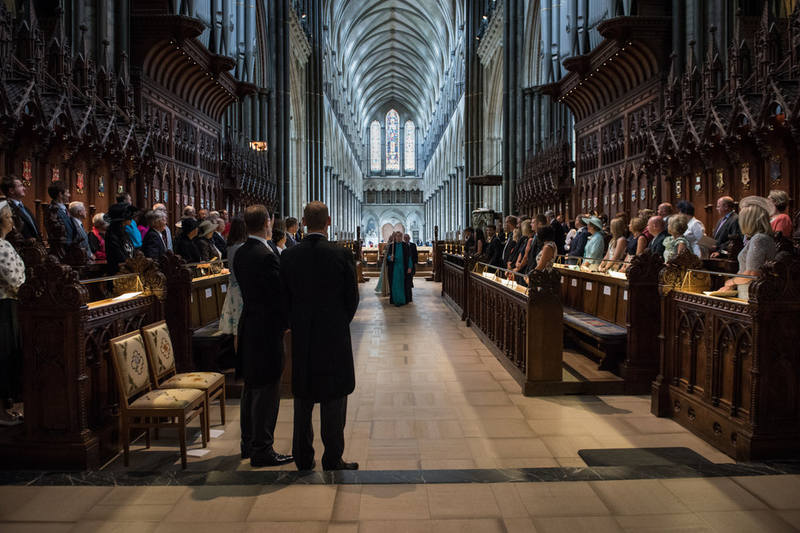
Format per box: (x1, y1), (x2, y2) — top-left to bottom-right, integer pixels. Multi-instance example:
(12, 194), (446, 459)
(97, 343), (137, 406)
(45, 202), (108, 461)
(1, 0), (800, 531)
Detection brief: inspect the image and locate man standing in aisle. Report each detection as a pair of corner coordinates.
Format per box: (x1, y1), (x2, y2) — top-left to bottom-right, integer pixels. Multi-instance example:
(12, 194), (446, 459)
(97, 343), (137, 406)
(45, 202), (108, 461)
(235, 204), (293, 467)
(280, 201), (360, 471)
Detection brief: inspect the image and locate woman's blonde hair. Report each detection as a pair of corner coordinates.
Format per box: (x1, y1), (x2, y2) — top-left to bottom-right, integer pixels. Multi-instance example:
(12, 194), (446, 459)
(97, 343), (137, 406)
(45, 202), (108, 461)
(668, 214), (689, 236)
(520, 219), (533, 237)
(739, 204), (771, 237)
(630, 217), (646, 234)
(610, 217), (626, 239)
(512, 227), (521, 242)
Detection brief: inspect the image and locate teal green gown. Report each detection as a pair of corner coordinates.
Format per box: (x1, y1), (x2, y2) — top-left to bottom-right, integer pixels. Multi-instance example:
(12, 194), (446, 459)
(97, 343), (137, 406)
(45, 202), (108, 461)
(390, 243), (409, 306)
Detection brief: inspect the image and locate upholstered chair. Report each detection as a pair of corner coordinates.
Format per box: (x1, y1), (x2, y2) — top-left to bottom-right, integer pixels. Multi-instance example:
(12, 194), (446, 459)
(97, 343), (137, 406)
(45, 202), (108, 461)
(141, 320), (226, 442)
(109, 331), (207, 469)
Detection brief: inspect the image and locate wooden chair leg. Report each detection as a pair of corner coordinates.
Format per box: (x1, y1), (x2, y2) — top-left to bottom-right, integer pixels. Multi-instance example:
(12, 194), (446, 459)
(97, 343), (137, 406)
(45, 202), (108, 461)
(200, 404), (208, 449)
(122, 416), (130, 467)
(204, 392), (211, 443)
(219, 384), (226, 426)
(178, 414), (187, 470)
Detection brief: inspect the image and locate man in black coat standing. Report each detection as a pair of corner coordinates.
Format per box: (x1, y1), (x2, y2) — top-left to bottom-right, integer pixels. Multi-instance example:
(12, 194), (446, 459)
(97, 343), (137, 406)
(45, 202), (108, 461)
(280, 201), (360, 471)
(485, 223), (504, 267)
(234, 205), (293, 468)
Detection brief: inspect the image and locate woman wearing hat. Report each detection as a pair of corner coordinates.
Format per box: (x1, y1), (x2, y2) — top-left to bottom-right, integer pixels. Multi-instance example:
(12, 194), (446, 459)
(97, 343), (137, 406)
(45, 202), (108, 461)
(581, 215), (605, 268)
(196, 219), (222, 261)
(173, 217), (201, 263)
(104, 203), (136, 275)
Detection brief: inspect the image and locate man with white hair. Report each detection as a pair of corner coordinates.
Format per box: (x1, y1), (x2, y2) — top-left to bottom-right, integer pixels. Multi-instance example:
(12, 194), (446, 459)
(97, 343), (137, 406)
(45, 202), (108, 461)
(152, 203), (173, 250)
(68, 201), (92, 260)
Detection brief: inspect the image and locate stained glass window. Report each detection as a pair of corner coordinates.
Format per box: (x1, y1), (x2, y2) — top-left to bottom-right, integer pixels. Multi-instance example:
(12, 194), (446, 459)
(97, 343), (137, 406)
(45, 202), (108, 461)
(370, 121), (381, 172)
(385, 109), (400, 171)
(404, 120), (415, 172)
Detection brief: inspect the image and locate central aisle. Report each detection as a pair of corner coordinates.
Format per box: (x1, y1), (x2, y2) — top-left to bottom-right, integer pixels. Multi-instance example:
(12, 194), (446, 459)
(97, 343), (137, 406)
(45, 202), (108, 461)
(335, 279), (730, 470)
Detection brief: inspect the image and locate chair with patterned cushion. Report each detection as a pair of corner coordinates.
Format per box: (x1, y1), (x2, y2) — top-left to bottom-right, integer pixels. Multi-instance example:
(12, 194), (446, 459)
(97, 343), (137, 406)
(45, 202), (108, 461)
(109, 331), (207, 469)
(141, 320), (226, 441)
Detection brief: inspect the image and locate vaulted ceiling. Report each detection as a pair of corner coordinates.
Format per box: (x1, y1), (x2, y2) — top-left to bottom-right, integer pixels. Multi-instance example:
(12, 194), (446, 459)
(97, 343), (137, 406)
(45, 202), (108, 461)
(325, 0), (462, 137)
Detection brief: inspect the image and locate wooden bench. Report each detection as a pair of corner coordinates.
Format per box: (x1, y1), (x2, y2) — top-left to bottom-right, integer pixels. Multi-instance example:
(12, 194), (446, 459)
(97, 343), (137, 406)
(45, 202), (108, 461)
(652, 250), (800, 460)
(554, 251), (663, 393)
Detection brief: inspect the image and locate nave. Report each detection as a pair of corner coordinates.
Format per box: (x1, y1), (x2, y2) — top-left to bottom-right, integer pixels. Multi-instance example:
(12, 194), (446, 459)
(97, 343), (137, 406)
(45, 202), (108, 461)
(1, 281), (799, 532)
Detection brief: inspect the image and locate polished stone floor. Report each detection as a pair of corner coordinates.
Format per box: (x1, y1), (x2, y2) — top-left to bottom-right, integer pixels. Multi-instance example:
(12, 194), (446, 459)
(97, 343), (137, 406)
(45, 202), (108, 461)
(1, 280), (798, 532)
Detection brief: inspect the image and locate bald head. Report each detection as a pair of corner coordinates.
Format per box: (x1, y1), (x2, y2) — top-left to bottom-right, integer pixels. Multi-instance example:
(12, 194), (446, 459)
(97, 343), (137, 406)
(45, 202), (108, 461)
(647, 215), (665, 236)
(716, 196), (735, 216)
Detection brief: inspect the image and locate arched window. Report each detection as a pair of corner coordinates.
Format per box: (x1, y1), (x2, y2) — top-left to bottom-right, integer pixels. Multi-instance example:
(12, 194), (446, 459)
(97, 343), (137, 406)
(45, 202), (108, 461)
(385, 109), (400, 171)
(404, 120), (415, 172)
(370, 121), (381, 172)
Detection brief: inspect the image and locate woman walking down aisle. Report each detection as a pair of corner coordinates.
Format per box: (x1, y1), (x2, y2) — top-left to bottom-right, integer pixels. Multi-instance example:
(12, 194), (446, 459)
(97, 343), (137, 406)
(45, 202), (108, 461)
(387, 230), (413, 306)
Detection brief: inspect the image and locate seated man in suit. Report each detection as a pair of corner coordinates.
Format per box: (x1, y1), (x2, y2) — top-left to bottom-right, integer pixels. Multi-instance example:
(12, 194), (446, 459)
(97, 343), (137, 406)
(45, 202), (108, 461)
(711, 196), (741, 257)
(235, 205), (293, 468)
(280, 201), (360, 471)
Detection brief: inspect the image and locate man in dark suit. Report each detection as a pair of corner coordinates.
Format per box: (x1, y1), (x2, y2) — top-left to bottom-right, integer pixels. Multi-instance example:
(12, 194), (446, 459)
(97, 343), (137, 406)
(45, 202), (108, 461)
(568, 215), (589, 263)
(141, 210), (169, 261)
(284, 217), (299, 248)
(280, 201), (359, 471)
(711, 196), (741, 256)
(647, 216), (669, 258)
(47, 180), (75, 244)
(234, 204), (293, 468)
(403, 233), (418, 273)
(1, 176), (40, 241)
(546, 210), (566, 256)
(485, 223), (504, 267)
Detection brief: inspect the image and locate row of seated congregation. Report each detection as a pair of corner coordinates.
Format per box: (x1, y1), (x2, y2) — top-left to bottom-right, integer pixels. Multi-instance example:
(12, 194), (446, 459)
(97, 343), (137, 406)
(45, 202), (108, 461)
(0, 174), (362, 469)
(437, 191), (799, 461)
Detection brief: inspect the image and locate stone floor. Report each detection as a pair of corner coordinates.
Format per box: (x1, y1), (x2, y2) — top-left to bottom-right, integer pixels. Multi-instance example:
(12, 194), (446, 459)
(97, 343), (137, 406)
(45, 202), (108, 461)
(1, 280), (798, 532)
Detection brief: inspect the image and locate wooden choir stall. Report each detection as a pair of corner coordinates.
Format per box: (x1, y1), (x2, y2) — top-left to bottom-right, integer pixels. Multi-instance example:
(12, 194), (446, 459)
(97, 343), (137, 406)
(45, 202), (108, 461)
(0, 254), (165, 469)
(652, 251), (800, 461)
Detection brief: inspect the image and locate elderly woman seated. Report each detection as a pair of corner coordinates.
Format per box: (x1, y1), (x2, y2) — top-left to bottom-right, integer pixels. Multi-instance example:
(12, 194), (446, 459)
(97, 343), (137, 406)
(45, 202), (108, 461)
(722, 199), (776, 291)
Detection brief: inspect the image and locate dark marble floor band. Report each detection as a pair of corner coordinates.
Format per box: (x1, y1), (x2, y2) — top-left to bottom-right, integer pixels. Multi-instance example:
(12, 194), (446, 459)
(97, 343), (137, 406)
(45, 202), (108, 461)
(0, 460), (798, 487)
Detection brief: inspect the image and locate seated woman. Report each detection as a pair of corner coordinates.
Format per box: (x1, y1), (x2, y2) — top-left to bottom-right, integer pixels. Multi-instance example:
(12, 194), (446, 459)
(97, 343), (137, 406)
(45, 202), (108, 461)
(599, 217), (627, 272)
(88, 212), (108, 261)
(768, 189), (793, 238)
(581, 215), (605, 269)
(723, 202), (776, 290)
(662, 214), (690, 262)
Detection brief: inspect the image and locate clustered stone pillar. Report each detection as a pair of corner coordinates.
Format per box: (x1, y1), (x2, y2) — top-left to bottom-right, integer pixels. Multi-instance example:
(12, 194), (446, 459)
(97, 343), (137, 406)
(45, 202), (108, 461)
(268, 0), (290, 216)
(503, 0), (524, 216)
(465, 0), (483, 223)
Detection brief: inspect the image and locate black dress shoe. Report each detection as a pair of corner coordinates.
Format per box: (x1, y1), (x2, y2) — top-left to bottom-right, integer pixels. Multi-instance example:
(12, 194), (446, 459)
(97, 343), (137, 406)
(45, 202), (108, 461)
(323, 461), (359, 471)
(250, 451), (294, 467)
(241, 448), (251, 460)
(296, 459), (316, 471)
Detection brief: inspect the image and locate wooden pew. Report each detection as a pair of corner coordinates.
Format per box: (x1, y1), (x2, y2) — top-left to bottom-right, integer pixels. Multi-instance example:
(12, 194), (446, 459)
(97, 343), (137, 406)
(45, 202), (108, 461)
(652, 250), (800, 460)
(553, 251), (663, 394)
(0, 254), (164, 469)
(465, 263), (564, 395)
(160, 252), (234, 374)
